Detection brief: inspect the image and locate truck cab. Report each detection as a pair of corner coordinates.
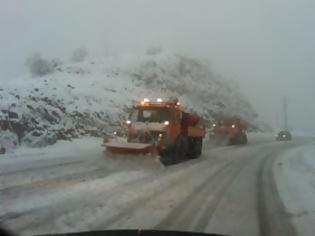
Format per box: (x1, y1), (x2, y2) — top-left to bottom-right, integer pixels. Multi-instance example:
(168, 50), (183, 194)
(126, 98), (182, 149)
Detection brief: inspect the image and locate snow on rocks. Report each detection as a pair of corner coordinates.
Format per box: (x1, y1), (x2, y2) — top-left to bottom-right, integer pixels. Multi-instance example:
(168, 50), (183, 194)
(0, 51), (265, 148)
(0, 130), (18, 154)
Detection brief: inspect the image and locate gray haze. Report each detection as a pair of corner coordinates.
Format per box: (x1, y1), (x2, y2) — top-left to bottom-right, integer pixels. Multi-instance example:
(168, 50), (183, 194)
(1, 0), (315, 132)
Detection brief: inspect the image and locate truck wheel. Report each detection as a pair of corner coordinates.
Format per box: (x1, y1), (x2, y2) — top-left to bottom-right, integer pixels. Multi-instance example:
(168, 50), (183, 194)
(242, 134), (248, 144)
(165, 135), (188, 164)
(172, 135), (188, 164)
(229, 137), (236, 145)
(0, 147), (6, 155)
(187, 137), (202, 159)
(159, 153), (172, 166)
(160, 135), (189, 165)
(159, 147), (173, 166)
(230, 133), (247, 145)
(159, 140), (184, 165)
(196, 137), (203, 157)
(237, 133), (247, 145)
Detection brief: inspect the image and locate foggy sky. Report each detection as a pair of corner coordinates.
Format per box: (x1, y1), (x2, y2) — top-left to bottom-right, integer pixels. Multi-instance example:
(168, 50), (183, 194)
(1, 0), (315, 132)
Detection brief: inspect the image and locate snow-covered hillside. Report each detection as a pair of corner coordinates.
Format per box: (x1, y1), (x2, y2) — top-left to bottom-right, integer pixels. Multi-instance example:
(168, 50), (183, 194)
(0, 51), (267, 147)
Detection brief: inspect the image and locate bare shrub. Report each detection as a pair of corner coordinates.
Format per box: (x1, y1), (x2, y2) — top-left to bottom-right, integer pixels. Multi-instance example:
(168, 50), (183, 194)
(70, 48), (88, 62)
(146, 46), (163, 55)
(26, 53), (54, 77)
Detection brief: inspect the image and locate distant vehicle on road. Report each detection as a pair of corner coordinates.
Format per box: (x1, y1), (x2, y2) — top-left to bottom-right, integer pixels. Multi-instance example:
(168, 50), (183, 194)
(210, 116), (248, 145)
(276, 98), (292, 141)
(276, 130), (292, 141)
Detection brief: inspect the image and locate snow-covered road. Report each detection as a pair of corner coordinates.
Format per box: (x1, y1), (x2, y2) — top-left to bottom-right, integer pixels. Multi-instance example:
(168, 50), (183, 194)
(0, 135), (313, 236)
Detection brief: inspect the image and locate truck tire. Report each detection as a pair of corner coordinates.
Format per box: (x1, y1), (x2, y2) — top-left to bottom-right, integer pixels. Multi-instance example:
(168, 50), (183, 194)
(242, 134), (248, 144)
(160, 135), (196, 165)
(159, 147), (173, 166)
(159, 136), (186, 166)
(196, 137), (203, 156)
(159, 135), (187, 165)
(0, 147), (5, 155)
(230, 132), (247, 145)
(172, 135), (188, 164)
(237, 132), (247, 145)
(187, 137), (202, 159)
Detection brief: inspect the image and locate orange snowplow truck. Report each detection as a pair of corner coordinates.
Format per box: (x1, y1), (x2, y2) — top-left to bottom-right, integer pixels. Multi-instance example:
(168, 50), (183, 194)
(210, 116), (248, 145)
(104, 98), (205, 165)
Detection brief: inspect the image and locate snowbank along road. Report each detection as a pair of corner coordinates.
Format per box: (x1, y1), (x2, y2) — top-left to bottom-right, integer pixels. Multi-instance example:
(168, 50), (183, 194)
(0, 134), (314, 236)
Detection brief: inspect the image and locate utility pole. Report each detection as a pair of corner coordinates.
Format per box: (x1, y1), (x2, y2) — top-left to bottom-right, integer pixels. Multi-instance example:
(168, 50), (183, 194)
(283, 97), (288, 131)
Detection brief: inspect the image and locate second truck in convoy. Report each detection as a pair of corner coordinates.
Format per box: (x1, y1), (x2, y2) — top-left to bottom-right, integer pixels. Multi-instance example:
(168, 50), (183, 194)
(210, 116), (248, 145)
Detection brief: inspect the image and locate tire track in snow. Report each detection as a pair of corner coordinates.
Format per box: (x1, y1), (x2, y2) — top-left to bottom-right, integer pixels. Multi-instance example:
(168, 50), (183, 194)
(0, 160), (84, 177)
(154, 154), (252, 232)
(0, 167), (119, 221)
(55, 158), (221, 231)
(192, 155), (252, 231)
(1, 155), (210, 234)
(0, 164), (115, 196)
(2, 140), (304, 235)
(0, 158), (105, 190)
(99, 160), (231, 230)
(154, 144), (296, 234)
(1, 170), (149, 227)
(0, 157), (87, 176)
(9, 157), (223, 235)
(103, 143), (276, 231)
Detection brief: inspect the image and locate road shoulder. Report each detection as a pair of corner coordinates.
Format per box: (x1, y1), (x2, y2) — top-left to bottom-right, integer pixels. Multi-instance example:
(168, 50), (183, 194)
(274, 144), (315, 236)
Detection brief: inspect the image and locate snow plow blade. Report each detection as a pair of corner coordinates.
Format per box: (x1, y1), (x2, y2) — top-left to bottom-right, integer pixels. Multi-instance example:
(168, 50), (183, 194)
(104, 142), (155, 155)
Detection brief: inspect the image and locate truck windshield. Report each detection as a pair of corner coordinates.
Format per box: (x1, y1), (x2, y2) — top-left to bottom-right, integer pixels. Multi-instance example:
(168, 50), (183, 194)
(130, 108), (170, 123)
